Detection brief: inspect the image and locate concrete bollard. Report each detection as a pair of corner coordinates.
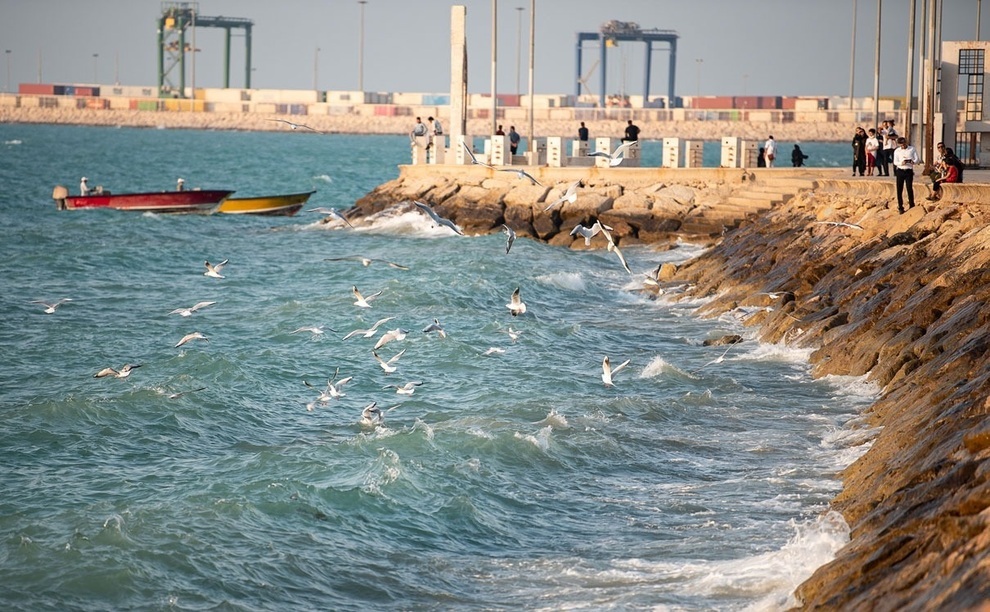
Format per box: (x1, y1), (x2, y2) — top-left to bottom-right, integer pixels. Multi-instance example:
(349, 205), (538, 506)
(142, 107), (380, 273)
(526, 138), (546, 166)
(410, 135), (429, 165)
(427, 135), (446, 165)
(721, 137), (741, 168)
(571, 139), (590, 158)
(594, 137), (615, 168)
(547, 137), (566, 167)
(684, 140), (704, 168)
(490, 134), (508, 166)
(740, 140), (760, 168)
(622, 141), (641, 167)
(453, 135), (471, 165)
(663, 137), (683, 168)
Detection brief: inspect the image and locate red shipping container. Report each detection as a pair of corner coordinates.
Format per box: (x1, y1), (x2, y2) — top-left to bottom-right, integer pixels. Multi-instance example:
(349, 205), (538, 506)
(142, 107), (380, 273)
(74, 87), (94, 97)
(733, 96), (760, 109)
(19, 83), (56, 95)
(758, 96), (782, 110)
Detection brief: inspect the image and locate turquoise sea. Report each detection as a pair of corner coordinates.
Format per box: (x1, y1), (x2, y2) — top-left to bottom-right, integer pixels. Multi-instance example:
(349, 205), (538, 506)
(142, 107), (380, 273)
(1, 124), (875, 610)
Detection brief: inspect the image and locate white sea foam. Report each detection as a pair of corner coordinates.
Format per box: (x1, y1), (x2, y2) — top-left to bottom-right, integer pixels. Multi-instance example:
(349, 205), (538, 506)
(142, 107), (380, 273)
(4, 139), (23, 145)
(311, 174), (333, 183)
(514, 425), (553, 451)
(639, 355), (690, 379)
(357, 208), (464, 237)
(534, 271), (586, 292)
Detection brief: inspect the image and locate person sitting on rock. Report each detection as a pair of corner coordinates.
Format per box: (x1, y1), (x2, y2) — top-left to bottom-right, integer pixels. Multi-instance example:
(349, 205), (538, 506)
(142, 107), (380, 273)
(928, 148), (961, 201)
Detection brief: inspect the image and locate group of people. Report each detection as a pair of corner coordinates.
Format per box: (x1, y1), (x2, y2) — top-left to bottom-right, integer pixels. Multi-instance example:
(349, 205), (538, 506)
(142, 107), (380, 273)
(851, 120), (962, 213)
(758, 136), (809, 168)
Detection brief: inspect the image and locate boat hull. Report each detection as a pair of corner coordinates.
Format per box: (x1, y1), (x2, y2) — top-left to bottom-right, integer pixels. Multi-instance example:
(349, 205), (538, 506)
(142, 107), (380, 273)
(55, 189), (234, 214)
(217, 190), (316, 216)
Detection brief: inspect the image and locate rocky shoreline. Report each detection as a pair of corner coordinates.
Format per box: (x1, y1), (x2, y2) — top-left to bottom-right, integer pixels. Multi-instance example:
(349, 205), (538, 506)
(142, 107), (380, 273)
(0, 105), (860, 142)
(664, 187), (990, 607)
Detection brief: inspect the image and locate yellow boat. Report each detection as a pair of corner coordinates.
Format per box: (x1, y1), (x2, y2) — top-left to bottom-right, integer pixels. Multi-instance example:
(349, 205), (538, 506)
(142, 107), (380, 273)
(217, 190), (316, 216)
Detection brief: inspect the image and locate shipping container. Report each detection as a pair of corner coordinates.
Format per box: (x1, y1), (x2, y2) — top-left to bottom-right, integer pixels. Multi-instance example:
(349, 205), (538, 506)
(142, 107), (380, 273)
(373, 105), (398, 116)
(137, 100), (161, 111)
(74, 86), (95, 97)
(392, 92), (424, 106)
(758, 96), (782, 110)
(497, 94), (521, 107)
(422, 94), (450, 106)
(289, 103), (308, 115)
(18, 83), (55, 95)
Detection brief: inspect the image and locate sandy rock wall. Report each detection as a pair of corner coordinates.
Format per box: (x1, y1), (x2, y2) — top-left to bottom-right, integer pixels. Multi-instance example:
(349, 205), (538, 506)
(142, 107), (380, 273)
(665, 187), (990, 608)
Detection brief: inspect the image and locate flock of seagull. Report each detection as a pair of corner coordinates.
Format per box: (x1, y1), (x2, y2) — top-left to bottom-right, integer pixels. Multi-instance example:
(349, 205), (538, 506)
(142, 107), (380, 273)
(29, 183), (728, 429)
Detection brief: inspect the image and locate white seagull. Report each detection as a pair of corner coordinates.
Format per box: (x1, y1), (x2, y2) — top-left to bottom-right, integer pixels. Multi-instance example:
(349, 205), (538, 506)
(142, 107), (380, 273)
(325, 255), (408, 270)
(589, 141), (636, 166)
(502, 224), (517, 254)
(269, 118), (323, 133)
(462, 141), (495, 168)
(175, 331), (209, 348)
(498, 168), (542, 185)
(169, 301), (217, 317)
(167, 386), (206, 399)
(373, 348), (406, 374)
(569, 220), (613, 246)
(414, 201), (465, 236)
(291, 325), (335, 336)
(500, 327), (522, 342)
(94, 364), (142, 379)
(32, 298), (72, 314)
(374, 328), (409, 350)
(594, 222), (632, 274)
(304, 369), (353, 409)
(601, 355), (631, 387)
(308, 207), (355, 228)
(384, 381), (423, 395)
(422, 318), (447, 338)
(544, 179), (581, 212)
(204, 259), (228, 279)
(359, 402), (385, 427)
(506, 287), (527, 316)
(352, 285), (383, 309)
(342, 316), (396, 340)
(693, 345), (734, 375)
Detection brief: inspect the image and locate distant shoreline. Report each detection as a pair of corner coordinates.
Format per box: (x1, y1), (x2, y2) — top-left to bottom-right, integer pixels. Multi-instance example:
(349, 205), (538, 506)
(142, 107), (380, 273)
(0, 106), (861, 143)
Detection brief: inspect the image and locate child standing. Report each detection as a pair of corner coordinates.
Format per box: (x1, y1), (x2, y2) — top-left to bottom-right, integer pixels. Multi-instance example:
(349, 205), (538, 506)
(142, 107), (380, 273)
(865, 128), (880, 176)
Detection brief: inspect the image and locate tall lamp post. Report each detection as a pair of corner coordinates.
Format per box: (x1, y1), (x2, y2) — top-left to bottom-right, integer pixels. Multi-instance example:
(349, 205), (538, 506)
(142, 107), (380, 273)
(515, 6), (523, 95)
(313, 46), (320, 91)
(92, 53), (99, 84)
(490, 0), (497, 135)
(358, 0), (367, 92)
(695, 58), (703, 97)
(5, 50), (11, 93)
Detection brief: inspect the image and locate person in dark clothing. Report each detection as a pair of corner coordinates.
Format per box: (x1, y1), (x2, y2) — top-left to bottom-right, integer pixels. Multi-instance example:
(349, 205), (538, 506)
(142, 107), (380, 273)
(622, 120), (640, 142)
(577, 121), (589, 142)
(851, 127), (867, 176)
(757, 147), (767, 168)
(791, 144), (809, 167)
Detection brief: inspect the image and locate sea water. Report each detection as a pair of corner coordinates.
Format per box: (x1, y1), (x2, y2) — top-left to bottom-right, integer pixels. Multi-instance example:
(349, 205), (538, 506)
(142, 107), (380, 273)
(0, 125), (876, 610)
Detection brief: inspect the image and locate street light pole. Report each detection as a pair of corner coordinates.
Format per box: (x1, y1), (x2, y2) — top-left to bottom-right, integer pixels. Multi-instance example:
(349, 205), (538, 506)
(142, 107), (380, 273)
(5, 50), (11, 94)
(491, 0), (498, 135)
(849, 0), (857, 110)
(695, 58), (702, 97)
(313, 47), (320, 91)
(93, 53), (99, 83)
(872, 0), (881, 128)
(527, 0), (535, 150)
(358, 0), (367, 92)
(515, 6), (523, 96)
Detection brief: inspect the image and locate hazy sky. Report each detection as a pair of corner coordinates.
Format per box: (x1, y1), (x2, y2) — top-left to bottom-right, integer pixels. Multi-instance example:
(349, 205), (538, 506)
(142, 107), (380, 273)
(1, 1), (988, 99)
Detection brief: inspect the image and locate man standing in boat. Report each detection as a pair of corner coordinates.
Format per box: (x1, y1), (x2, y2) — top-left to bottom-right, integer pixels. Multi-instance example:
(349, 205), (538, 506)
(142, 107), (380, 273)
(80, 177), (90, 196)
(176, 178), (186, 191)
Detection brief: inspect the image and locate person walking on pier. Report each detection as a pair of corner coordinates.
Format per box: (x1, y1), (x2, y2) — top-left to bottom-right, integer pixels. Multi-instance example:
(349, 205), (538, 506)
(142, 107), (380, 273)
(851, 127), (867, 176)
(893, 136), (920, 214)
(508, 126), (520, 155)
(763, 135), (777, 168)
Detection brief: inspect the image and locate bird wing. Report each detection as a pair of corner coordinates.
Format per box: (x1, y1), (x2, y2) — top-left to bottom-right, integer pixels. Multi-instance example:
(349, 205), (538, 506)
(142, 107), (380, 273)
(611, 359), (631, 376)
(386, 349), (406, 364)
(190, 301), (216, 312)
(611, 245), (632, 274)
(612, 141), (636, 159)
(520, 170), (542, 186)
(588, 151), (612, 159)
(414, 200), (441, 223)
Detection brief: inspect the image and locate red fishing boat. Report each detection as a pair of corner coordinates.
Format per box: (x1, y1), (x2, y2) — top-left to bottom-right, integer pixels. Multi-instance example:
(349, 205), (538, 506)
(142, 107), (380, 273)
(51, 185), (234, 214)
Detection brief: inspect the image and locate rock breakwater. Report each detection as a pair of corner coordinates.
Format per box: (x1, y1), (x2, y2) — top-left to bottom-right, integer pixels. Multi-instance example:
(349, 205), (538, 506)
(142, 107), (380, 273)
(664, 183), (990, 607)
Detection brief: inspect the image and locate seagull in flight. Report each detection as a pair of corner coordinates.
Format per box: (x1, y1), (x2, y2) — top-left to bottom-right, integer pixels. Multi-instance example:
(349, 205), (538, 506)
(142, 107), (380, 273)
(352, 286), (383, 308)
(500, 327), (522, 342)
(498, 168), (542, 185)
(325, 255), (408, 270)
(175, 331), (209, 348)
(569, 220), (612, 246)
(589, 141), (636, 166)
(204, 259), (228, 279)
(373, 348), (406, 374)
(374, 327), (408, 350)
(601, 355), (631, 387)
(384, 381), (423, 395)
(307, 207), (355, 228)
(304, 368), (353, 408)
(502, 224), (517, 254)
(269, 118), (323, 133)
(94, 363), (142, 379)
(595, 222), (632, 274)
(692, 345), (734, 375)
(422, 318), (447, 338)
(414, 201), (465, 236)
(462, 141), (494, 168)
(360, 402), (395, 428)
(506, 287), (527, 316)
(32, 298), (72, 314)
(291, 325), (335, 336)
(169, 301), (216, 317)
(544, 179), (581, 212)
(342, 316), (396, 340)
